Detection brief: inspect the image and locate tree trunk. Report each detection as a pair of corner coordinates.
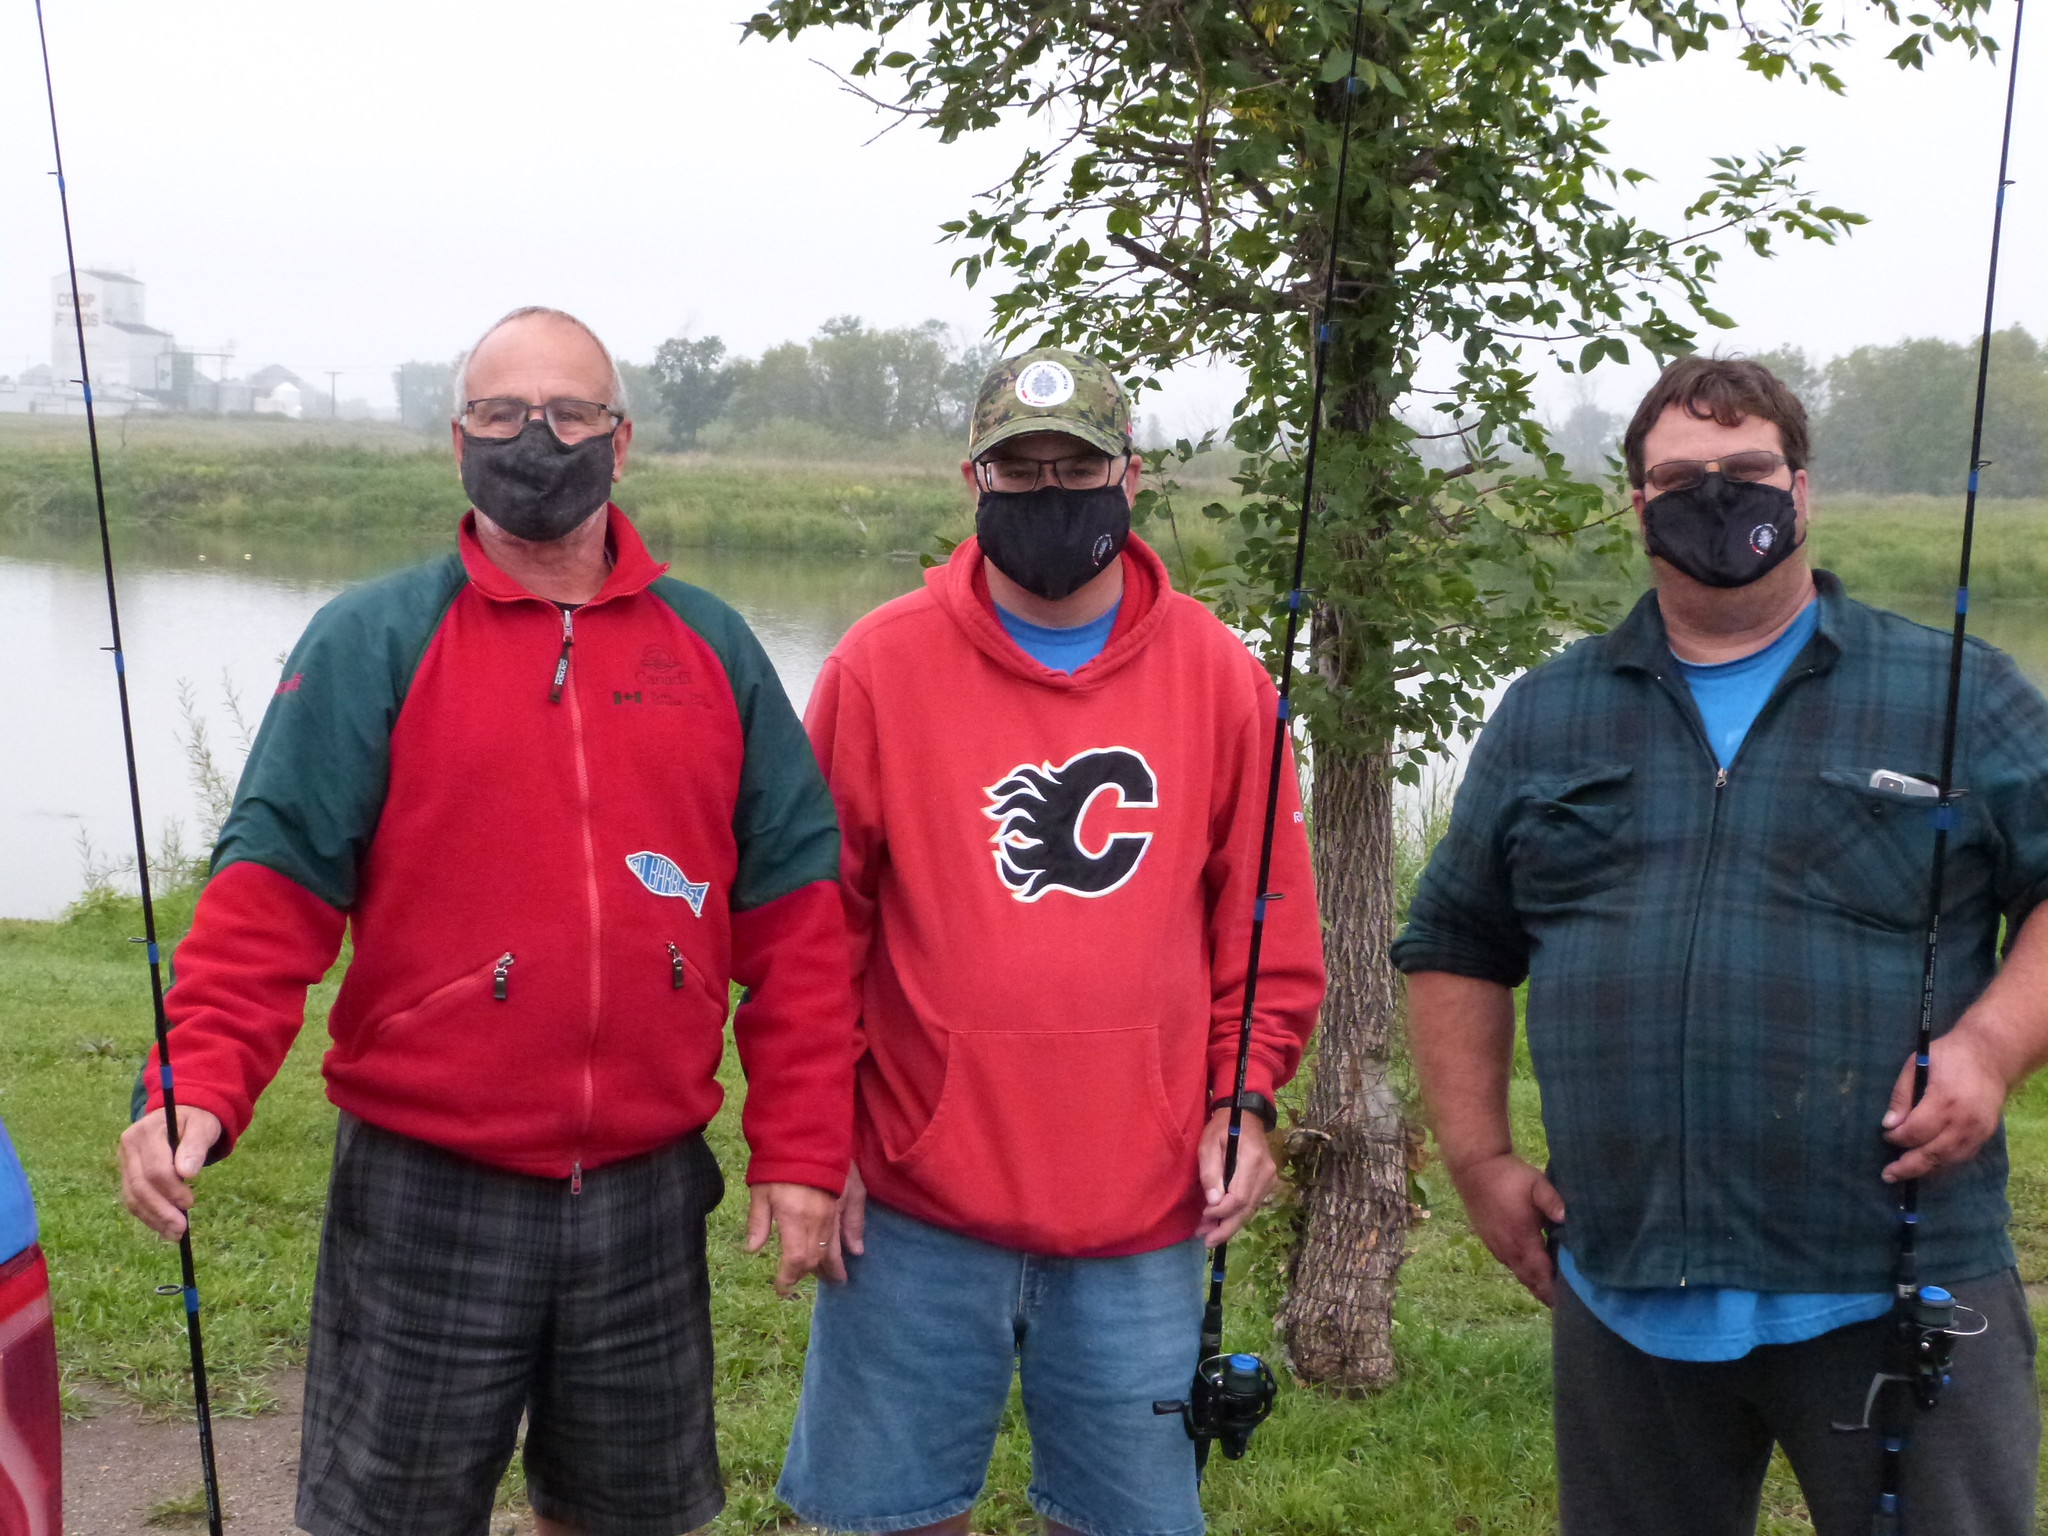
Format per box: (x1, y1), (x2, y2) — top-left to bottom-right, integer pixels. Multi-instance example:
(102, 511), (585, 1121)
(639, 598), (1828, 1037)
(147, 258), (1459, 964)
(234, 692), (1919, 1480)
(1278, 736), (1409, 1389)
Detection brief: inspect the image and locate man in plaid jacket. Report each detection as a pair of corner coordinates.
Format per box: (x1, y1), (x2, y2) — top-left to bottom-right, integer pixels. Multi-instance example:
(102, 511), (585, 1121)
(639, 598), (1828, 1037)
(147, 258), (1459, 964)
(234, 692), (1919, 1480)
(1397, 356), (2048, 1536)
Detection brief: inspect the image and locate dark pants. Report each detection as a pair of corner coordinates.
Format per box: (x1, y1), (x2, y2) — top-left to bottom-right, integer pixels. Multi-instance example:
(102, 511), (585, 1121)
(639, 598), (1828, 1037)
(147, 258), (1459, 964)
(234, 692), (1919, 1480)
(1554, 1267), (2038, 1536)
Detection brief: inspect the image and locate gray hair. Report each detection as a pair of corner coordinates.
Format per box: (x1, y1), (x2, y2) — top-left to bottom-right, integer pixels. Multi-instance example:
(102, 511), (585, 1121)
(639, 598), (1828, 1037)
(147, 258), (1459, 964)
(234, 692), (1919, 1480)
(452, 305), (629, 417)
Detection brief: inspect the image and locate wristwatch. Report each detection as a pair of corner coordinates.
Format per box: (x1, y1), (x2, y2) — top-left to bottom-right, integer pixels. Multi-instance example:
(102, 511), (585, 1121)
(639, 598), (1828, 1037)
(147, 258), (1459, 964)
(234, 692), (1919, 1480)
(1208, 1091), (1278, 1131)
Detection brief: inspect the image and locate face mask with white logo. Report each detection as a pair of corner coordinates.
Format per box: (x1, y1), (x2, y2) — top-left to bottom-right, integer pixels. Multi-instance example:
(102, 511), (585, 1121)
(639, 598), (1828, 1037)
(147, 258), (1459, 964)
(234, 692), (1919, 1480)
(1642, 473), (1802, 589)
(975, 484), (1130, 601)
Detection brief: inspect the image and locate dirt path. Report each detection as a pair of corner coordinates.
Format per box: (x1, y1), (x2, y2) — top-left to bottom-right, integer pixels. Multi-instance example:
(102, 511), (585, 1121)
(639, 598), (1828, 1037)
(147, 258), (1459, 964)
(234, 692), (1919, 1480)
(60, 1371), (530, 1535)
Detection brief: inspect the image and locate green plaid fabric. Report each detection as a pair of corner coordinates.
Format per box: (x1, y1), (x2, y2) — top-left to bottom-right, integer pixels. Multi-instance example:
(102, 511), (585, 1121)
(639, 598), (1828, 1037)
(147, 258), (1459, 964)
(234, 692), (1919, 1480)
(1393, 572), (2048, 1292)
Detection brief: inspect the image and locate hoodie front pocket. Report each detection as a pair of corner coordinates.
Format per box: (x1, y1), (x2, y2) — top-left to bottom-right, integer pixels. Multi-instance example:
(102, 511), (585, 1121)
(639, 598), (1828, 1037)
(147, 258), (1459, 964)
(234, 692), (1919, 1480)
(887, 1025), (1193, 1246)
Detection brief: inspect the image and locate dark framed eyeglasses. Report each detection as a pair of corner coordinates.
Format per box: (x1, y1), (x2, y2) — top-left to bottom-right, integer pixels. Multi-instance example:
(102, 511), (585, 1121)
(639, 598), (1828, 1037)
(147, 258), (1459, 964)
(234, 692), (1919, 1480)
(974, 452), (1129, 494)
(1644, 450), (1788, 496)
(460, 397), (622, 444)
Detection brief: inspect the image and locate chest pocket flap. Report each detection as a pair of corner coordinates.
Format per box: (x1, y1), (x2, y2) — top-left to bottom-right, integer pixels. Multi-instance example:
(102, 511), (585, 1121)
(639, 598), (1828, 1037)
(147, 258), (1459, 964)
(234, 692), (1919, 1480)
(1506, 763), (1635, 908)
(1807, 767), (1951, 930)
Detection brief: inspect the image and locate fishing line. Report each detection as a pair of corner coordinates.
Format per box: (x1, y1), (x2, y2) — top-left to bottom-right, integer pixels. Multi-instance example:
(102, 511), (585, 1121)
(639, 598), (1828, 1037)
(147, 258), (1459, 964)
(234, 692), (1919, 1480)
(1829, 4), (2027, 1529)
(1153, 0), (1370, 1473)
(33, 4), (226, 1530)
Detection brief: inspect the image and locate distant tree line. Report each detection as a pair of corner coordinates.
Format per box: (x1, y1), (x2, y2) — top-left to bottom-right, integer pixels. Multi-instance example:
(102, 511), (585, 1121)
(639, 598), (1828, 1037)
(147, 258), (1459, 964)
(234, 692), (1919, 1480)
(1549, 328), (2048, 496)
(649, 316), (1000, 446)
(395, 317), (999, 446)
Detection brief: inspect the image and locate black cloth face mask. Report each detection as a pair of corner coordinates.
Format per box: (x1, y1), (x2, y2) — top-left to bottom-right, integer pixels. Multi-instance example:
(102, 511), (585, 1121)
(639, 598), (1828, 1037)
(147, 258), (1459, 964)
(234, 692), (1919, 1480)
(460, 419), (616, 544)
(1642, 472), (1803, 589)
(975, 484), (1131, 601)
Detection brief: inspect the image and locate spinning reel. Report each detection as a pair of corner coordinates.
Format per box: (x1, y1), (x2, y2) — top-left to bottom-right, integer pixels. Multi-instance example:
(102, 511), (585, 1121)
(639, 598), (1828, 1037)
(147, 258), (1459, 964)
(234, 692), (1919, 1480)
(1155, 1350), (1279, 1465)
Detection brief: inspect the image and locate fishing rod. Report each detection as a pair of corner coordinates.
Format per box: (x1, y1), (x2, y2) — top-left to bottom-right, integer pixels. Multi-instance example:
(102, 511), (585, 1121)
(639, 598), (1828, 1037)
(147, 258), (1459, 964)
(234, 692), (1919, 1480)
(1828, 4), (2025, 1530)
(34, 4), (227, 1531)
(1151, 0), (1370, 1474)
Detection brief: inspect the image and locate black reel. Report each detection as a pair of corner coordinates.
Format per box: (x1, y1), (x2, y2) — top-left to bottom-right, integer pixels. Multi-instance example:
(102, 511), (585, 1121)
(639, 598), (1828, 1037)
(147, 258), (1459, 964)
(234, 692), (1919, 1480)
(1831, 1285), (1963, 1436)
(1154, 1351), (1278, 1462)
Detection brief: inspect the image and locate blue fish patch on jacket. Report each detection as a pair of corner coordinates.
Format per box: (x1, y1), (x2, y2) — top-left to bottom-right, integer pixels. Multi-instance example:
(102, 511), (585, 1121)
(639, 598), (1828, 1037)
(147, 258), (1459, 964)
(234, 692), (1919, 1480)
(625, 851), (709, 916)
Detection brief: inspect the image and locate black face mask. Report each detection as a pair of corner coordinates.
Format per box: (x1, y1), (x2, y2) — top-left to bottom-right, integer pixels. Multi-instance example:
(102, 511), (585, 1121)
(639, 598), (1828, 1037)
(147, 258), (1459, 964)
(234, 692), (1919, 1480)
(460, 420), (616, 543)
(1642, 472), (1802, 589)
(975, 484), (1130, 601)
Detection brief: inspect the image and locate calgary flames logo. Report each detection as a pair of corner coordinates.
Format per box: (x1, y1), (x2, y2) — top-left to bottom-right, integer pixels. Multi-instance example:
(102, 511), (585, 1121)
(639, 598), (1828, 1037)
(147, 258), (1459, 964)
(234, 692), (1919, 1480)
(982, 747), (1157, 902)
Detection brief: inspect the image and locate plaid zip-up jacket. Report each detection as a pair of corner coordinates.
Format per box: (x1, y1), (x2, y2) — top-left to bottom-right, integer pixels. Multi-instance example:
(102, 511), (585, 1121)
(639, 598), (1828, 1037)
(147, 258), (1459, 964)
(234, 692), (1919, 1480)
(1393, 571), (2048, 1291)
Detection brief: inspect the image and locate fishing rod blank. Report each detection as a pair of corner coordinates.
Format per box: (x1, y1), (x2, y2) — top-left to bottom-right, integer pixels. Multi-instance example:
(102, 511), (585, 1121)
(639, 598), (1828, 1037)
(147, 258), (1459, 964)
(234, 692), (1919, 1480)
(1152, 0), (1370, 1474)
(1829, 4), (2026, 1530)
(34, 4), (227, 1532)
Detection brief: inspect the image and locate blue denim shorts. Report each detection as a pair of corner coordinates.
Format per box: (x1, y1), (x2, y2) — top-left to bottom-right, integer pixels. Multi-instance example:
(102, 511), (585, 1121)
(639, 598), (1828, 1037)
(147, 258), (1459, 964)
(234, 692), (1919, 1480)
(778, 1200), (1207, 1536)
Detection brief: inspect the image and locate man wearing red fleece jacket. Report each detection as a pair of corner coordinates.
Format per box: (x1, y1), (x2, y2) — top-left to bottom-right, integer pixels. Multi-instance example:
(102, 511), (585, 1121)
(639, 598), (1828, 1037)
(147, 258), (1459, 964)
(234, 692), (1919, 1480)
(778, 349), (1326, 1536)
(116, 308), (853, 1536)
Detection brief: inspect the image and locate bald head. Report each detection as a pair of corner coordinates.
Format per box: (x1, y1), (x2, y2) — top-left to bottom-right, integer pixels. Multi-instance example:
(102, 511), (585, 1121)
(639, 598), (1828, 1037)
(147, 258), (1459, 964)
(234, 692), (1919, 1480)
(454, 307), (627, 418)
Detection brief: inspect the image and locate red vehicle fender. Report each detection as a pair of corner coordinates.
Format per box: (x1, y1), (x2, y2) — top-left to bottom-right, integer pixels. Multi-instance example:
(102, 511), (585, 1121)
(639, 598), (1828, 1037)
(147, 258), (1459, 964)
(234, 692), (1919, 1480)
(0, 1246), (60, 1536)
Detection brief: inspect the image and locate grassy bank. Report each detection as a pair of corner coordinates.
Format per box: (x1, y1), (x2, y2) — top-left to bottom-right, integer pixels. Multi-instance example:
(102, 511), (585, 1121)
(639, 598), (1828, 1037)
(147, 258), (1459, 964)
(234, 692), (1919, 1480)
(8, 417), (2036, 590)
(0, 416), (976, 558)
(8, 894), (2046, 1532)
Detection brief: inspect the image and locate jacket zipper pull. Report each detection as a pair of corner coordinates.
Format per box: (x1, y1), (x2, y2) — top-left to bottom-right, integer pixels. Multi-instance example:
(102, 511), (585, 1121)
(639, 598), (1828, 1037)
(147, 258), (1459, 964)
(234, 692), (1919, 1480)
(1714, 767), (1729, 790)
(493, 951), (515, 1000)
(550, 609), (575, 703)
(667, 941), (686, 991)
(570, 1160), (583, 1196)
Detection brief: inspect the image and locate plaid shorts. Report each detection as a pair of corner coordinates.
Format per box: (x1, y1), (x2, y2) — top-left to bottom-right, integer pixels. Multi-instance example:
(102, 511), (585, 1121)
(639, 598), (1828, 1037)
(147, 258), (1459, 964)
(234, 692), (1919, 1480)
(296, 1114), (727, 1536)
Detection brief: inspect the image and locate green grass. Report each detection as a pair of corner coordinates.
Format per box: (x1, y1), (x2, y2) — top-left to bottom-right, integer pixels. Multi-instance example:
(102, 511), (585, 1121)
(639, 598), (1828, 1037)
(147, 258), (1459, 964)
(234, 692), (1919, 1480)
(12, 417), (2034, 590)
(11, 891), (2048, 1530)
(0, 415), (978, 558)
(1549, 492), (2048, 603)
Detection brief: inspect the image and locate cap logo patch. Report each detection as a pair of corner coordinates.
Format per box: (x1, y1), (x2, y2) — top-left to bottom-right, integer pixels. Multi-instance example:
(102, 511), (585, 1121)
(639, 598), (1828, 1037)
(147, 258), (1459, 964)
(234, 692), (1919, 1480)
(1015, 360), (1076, 409)
(625, 850), (709, 916)
(1749, 524), (1776, 555)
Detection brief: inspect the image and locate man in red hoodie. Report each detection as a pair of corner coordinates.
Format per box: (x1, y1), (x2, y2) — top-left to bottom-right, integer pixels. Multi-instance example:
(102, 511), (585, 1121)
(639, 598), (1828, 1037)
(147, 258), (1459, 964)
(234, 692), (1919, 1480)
(779, 349), (1326, 1536)
(116, 308), (853, 1536)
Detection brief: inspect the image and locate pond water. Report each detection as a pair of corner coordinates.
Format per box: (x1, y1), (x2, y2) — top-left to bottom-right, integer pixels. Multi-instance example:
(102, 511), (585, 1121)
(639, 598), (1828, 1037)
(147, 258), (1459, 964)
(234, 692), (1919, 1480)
(0, 524), (925, 920)
(6, 522), (2046, 921)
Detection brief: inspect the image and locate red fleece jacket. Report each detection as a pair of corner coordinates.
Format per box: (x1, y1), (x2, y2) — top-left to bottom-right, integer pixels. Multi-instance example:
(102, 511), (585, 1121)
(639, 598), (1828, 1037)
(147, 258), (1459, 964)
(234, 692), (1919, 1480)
(806, 535), (1325, 1256)
(149, 511), (853, 1190)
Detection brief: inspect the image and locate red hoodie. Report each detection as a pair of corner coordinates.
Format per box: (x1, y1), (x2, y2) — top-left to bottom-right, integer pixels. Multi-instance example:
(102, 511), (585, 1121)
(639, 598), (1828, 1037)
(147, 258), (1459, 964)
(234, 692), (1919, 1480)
(806, 535), (1325, 1257)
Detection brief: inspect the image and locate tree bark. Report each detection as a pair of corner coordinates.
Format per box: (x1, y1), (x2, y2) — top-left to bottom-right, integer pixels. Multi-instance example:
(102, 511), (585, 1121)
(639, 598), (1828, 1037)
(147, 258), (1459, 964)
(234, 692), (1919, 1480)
(1278, 736), (1409, 1389)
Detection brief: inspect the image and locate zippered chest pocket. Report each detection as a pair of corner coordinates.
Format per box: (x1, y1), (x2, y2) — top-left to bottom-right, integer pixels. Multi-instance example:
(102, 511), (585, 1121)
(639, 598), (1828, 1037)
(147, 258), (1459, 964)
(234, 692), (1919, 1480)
(1804, 767), (1951, 930)
(1506, 764), (1636, 909)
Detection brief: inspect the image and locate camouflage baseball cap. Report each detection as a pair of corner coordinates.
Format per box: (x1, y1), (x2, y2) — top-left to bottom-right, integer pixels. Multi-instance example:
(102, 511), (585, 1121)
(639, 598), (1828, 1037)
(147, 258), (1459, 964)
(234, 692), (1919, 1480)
(969, 347), (1133, 460)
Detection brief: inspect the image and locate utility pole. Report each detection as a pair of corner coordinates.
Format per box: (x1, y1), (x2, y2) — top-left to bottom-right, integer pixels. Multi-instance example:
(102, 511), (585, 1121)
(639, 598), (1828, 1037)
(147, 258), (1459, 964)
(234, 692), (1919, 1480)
(324, 369), (341, 418)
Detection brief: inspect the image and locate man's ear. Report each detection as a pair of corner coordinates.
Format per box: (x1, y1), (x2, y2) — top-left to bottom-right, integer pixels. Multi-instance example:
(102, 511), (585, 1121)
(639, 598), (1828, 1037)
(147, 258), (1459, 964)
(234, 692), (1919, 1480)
(451, 420), (465, 468)
(611, 420), (634, 482)
(960, 457), (979, 493)
(1122, 450), (1142, 510)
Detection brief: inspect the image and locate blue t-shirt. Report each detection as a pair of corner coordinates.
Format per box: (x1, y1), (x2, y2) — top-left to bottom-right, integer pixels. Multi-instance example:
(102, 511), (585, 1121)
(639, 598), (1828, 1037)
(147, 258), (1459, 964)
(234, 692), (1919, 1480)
(1559, 596), (1888, 1360)
(1674, 598), (1821, 767)
(995, 601), (1119, 675)
(0, 1119), (37, 1266)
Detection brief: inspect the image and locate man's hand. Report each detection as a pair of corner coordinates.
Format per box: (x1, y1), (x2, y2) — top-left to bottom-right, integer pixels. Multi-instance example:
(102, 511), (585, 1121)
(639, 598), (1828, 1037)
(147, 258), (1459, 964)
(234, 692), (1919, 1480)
(1882, 1027), (2011, 1183)
(1451, 1151), (1565, 1306)
(745, 1182), (842, 1297)
(119, 1106), (223, 1240)
(824, 1162), (869, 1278)
(1196, 1107), (1279, 1247)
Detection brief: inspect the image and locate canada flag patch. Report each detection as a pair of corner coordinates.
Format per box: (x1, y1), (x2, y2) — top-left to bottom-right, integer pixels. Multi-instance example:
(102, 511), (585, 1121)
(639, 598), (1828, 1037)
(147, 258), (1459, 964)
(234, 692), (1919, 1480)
(625, 851), (709, 916)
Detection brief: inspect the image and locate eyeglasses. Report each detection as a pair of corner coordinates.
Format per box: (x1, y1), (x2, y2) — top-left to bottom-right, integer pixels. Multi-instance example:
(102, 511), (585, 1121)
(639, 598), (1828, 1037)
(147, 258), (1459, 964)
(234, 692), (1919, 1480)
(1644, 450), (1788, 496)
(975, 452), (1128, 493)
(461, 397), (622, 444)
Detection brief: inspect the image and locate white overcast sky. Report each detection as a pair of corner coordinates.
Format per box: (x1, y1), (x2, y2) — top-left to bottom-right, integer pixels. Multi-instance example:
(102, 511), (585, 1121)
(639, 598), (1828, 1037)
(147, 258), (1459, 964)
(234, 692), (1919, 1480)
(1, 0), (2042, 436)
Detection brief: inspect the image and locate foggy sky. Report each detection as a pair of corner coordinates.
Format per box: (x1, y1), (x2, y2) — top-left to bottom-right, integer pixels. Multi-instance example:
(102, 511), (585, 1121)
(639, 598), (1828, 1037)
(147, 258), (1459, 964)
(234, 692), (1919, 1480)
(2, 0), (2041, 437)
